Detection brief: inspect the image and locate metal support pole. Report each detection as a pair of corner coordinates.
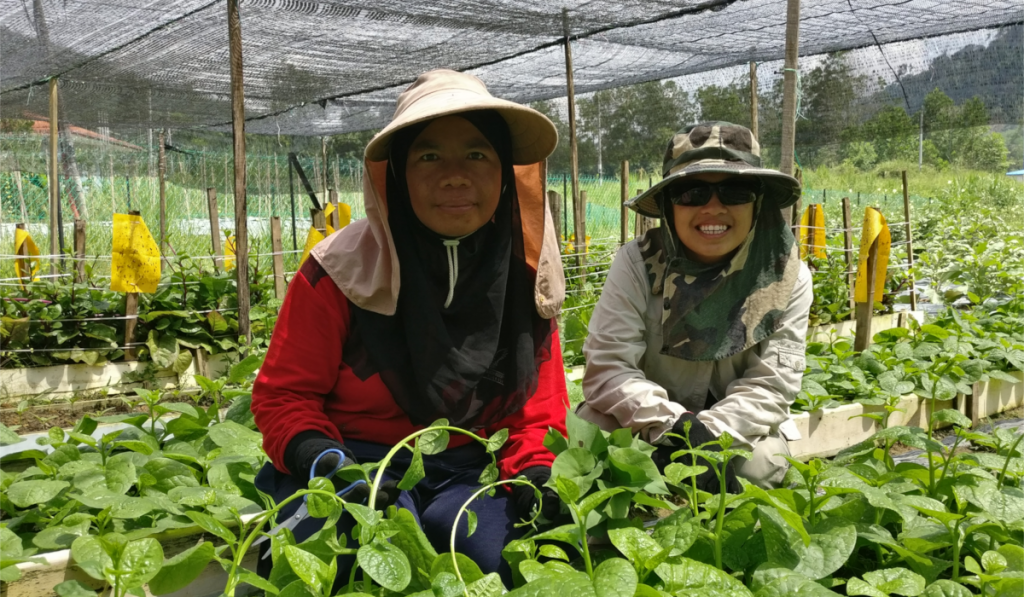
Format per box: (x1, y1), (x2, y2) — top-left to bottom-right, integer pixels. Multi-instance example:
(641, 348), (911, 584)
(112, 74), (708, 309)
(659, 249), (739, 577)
(227, 0), (250, 344)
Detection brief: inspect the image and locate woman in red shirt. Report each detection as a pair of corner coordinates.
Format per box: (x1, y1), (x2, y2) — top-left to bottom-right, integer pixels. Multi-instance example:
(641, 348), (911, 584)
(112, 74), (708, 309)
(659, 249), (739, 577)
(251, 69), (569, 589)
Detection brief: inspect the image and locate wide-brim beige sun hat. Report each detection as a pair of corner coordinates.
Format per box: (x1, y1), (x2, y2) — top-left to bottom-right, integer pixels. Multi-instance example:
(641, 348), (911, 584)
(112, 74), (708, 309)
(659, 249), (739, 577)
(365, 70), (558, 165)
(626, 121), (801, 219)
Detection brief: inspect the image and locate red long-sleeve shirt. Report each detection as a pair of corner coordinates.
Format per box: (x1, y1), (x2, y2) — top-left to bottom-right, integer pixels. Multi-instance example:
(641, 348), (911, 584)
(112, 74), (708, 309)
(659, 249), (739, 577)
(252, 259), (569, 480)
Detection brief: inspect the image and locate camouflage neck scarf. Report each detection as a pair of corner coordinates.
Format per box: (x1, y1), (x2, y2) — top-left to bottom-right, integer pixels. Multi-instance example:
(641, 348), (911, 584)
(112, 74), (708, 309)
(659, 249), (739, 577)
(638, 201), (800, 361)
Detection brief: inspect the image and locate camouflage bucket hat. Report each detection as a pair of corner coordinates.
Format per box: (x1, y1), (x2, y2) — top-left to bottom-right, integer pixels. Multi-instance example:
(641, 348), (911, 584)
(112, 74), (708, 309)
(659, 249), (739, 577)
(626, 122), (801, 219)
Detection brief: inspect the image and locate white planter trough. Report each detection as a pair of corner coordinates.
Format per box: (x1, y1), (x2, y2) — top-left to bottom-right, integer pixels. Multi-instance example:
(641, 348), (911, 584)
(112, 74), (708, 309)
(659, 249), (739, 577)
(788, 372), (1024, 460)
(1, 515), (262, 597)
(807, 311), (925, 343)
(0, 351), (235, 406)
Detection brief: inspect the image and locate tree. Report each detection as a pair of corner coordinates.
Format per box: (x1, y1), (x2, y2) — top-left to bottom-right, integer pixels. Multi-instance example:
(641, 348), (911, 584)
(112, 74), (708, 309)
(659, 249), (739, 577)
(796, 52), (866, 167)
(696, 83), (749, 126)
(580, 81), (694, 174)
(857, 105), (917, 164)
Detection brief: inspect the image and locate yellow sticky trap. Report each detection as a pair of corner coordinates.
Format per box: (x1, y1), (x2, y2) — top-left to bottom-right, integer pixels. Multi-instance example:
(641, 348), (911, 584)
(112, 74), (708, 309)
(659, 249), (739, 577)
(854, 207), (891, 304)
(110, 213), (161, 294)
(336, 203), (351, 230)
(299, 226), (326, 267)
(224, 234), (236, 271)
(14, 228), (40, 289)
(799, 204), (826, 260)
(324, 203), (337, 236)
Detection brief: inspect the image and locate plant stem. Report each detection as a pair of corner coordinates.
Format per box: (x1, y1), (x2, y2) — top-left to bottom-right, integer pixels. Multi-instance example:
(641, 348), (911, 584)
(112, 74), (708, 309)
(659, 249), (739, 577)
(225, 488), (341, 597)
(950, 522), (961, 582)
(997, 433), (1024, 490)
(450, 480), (525, 596)
(578, 509), (594, 579)
(367, 426), (489, 511)
(713, 460), (728, 570)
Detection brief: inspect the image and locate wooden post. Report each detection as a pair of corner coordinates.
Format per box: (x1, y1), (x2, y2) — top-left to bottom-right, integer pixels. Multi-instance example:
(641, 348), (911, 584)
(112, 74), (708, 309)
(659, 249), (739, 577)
(578, 190), (588, 270)
(854, 236), (880, 352)
(563, 9), (582, 270)
(15, 223), (30, 282)
(841, 197), (855, 313)
(73, 219), (86, 283)
(328, 189), (340, 230)
(14, 170), (28, 223)
(311, 208), (326, 235)
(288, 155), (297, 251)
(207, 188), (223, 271)
(901, 170), (917, 310)
(749, 61), (759, 140)
(620, 161), (629, 245)
(547, 190), (562, 246)
(48, 77), (59, 275)
(227, 0), (250, 344)
(779, 0), (800, 224)
(158, 129), (167, 257)
(124, 210), (141, 360)
(634, 188), (645, 238)
(270, 216), (286, 300)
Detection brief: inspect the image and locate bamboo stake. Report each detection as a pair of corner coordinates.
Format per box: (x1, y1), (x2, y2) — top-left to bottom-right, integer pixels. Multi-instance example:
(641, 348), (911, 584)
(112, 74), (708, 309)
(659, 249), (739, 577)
(207, 188), (223, 271)
(227, 0), (250, 344)
(563, 9), (582, 271)
(842, 197), (855, 313)
(73, 219), (86, 283)
(749, 61), (759, 141)
(854, 235), (879, 352)
(902, 171), (917, 310)
(620, 161), (629, 245)
(270, 216), (286, 300)
(124, 210), (140, 361)
(779, 0), (800, 223)
(48, 77), (59, 275)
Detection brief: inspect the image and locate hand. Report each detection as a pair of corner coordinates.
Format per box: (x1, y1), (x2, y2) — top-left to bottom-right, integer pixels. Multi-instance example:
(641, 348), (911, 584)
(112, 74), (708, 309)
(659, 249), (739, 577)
(654, 413), (741, 495)
(342, 479), (402, 510)
(284, 431), (355, 479)
(511, 466), (560, 521)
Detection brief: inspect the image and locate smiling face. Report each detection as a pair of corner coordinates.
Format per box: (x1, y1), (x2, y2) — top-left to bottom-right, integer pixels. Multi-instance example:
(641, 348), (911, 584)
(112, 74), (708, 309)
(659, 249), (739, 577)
(671, 172), (755, 264)
(405, 116), (503, 238)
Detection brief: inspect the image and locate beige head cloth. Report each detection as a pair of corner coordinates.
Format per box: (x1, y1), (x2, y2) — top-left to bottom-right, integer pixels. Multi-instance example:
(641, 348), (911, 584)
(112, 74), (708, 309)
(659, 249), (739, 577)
(311, 69), (565, 319)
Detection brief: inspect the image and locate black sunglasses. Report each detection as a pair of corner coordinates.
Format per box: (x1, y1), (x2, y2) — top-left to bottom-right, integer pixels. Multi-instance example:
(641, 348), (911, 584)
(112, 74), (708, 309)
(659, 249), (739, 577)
(663, 179), (762, 207)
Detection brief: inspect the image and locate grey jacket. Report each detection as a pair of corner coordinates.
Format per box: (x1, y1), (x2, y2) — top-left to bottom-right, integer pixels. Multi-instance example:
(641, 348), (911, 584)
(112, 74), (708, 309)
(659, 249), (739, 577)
(578, 240), (812, 450)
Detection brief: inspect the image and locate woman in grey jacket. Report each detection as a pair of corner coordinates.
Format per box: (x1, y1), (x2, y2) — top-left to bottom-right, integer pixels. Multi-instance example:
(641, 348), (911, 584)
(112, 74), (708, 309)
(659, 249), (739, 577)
(578, 122), (812, 491)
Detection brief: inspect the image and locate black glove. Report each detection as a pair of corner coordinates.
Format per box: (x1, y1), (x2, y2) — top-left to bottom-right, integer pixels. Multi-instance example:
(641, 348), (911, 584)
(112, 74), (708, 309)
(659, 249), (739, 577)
(283, 430), (355, 478)
(653, 413), (741, 495)
(510, 466), (560, 521)
(283, 431), (402, 509)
